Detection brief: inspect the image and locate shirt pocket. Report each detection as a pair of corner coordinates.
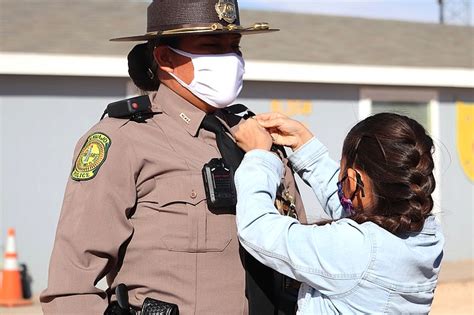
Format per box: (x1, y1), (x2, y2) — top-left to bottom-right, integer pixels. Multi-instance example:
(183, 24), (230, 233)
(151, 172), (233, 253)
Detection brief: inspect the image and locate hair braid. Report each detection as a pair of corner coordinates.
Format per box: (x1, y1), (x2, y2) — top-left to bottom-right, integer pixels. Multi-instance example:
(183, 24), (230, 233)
(343, 113), (436, 235)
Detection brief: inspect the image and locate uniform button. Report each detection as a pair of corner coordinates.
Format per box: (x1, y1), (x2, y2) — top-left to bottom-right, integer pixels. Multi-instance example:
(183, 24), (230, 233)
(190, 191), (197, 199)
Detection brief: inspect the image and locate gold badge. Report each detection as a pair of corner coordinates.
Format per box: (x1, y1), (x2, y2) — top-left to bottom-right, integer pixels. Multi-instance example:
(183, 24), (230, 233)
(215, 0), (237, 24)
(71, 133), (111, 181)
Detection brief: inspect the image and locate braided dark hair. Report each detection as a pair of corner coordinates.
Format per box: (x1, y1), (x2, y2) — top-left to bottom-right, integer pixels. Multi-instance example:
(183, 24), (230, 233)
(342, 113), (435, 235)
(127, 37), (181, 92)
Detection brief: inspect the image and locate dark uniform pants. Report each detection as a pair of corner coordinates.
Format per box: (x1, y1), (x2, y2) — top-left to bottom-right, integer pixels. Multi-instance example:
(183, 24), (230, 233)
(246, 254), (297, 315)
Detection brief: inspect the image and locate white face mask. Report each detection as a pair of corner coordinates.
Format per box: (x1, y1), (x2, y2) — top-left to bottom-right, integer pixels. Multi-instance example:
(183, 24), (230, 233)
(166, 47), (245, 108)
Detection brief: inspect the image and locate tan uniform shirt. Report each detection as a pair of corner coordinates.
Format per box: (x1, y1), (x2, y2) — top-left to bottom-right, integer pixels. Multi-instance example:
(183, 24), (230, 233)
(40, 85), (305, 314)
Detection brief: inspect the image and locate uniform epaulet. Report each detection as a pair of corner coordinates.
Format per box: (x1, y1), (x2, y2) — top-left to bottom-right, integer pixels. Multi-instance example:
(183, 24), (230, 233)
(101, 95), (156, 122)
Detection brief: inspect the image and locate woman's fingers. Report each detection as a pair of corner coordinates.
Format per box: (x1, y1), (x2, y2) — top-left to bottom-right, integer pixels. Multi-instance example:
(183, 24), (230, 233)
(235, 118), (273, 152)
(255, 112), (287, 122)
(253, 113), (314, 150)
(255, 113), (290, 131)
(256, 116), (288, 130)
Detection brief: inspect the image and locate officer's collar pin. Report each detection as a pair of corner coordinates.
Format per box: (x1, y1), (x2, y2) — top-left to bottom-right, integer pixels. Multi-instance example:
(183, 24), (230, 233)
(179, 113), (191, 124)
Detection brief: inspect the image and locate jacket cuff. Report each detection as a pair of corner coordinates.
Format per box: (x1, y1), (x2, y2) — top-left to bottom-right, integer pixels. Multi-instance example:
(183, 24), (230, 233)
(288, 137), (329, 172)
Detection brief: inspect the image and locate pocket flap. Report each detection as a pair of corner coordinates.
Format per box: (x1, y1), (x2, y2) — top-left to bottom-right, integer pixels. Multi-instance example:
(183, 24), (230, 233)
(152, 172), (206, 207)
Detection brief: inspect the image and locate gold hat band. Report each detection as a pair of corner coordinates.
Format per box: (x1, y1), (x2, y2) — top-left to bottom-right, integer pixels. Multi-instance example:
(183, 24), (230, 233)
(144, 22), (270, 36)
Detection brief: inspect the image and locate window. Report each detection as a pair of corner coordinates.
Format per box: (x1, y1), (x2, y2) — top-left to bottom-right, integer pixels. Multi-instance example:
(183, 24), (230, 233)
(371, 101), (430, 131)
(360, 88), (438, 133)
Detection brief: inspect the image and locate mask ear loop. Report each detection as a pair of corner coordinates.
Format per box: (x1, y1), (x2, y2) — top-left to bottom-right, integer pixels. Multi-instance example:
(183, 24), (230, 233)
(345, 171), (365, 214)
(147, 41), (159, 80)
(355, 171), (365, 197)
(347, 171), (365, 201)
(351, 136), (368, 199)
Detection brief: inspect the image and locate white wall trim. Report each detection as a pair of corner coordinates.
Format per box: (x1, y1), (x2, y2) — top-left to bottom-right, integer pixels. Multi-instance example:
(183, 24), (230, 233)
(0, 53), (129, 78)
(1, 52), (473, 88)
(246, 61), (474, 88)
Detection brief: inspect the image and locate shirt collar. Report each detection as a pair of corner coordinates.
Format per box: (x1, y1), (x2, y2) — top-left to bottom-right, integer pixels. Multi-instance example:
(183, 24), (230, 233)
(419, 215), (439, 235)
(149, 84), (206, 137)
(215, 109), (242, 136)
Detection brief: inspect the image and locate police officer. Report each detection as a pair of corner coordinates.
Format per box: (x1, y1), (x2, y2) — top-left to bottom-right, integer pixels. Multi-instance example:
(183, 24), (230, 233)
(40, 1), (307, 314)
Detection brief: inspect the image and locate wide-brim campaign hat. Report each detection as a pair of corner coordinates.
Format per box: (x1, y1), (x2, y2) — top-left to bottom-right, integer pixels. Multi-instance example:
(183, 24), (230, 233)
(110, 0), (278, 41)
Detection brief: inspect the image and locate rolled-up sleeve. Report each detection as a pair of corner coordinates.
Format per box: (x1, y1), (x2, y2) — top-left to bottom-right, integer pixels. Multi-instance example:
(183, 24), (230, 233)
(40, 127), (137, 314)
(235, 148), (373, 296)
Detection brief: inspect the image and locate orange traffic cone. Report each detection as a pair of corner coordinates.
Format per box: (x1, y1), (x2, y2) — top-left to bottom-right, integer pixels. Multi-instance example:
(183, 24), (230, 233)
(0, 228), (32, 307)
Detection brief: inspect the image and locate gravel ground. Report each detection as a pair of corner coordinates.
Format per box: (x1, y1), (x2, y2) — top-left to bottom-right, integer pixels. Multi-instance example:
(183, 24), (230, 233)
(431, 281), (474, 315)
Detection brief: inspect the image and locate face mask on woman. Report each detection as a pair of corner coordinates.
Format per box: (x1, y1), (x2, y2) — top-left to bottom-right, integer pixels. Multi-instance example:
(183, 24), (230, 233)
(166, 47), (245, 108)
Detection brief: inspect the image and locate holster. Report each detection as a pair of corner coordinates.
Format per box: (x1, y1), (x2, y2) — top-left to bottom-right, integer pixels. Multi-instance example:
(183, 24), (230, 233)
(104, 297), (179, 315)
(141, 297), (179, 315)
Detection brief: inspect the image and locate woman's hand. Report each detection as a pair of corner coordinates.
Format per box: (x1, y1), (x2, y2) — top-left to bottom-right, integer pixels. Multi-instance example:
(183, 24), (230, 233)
(256, 113), (314, 151)
(235, 118), (273, 152)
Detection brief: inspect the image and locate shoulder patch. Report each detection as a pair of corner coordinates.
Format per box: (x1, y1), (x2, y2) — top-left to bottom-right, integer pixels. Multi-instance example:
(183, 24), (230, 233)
(71, 132), (111, 181)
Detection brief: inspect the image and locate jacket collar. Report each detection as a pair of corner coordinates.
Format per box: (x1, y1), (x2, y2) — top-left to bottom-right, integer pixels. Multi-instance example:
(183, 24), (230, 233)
(419, 215), (439, 235)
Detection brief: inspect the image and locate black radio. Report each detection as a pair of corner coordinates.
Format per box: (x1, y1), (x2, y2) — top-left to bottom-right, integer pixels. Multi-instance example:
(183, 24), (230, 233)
(202, 158), (237, 211)
(101, 95), (153, 122)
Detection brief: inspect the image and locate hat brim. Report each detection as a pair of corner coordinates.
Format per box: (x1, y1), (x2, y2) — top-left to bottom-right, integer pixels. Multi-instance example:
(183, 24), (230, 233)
(110, 25), (279, 42)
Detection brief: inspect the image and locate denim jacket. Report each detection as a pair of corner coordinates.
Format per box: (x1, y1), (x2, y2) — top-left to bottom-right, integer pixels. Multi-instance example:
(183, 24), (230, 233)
(235, 138), (444, 314)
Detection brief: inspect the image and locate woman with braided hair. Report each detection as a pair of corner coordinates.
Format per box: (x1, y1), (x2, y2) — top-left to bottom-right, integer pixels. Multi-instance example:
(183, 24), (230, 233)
(233, 112), (444, 314)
